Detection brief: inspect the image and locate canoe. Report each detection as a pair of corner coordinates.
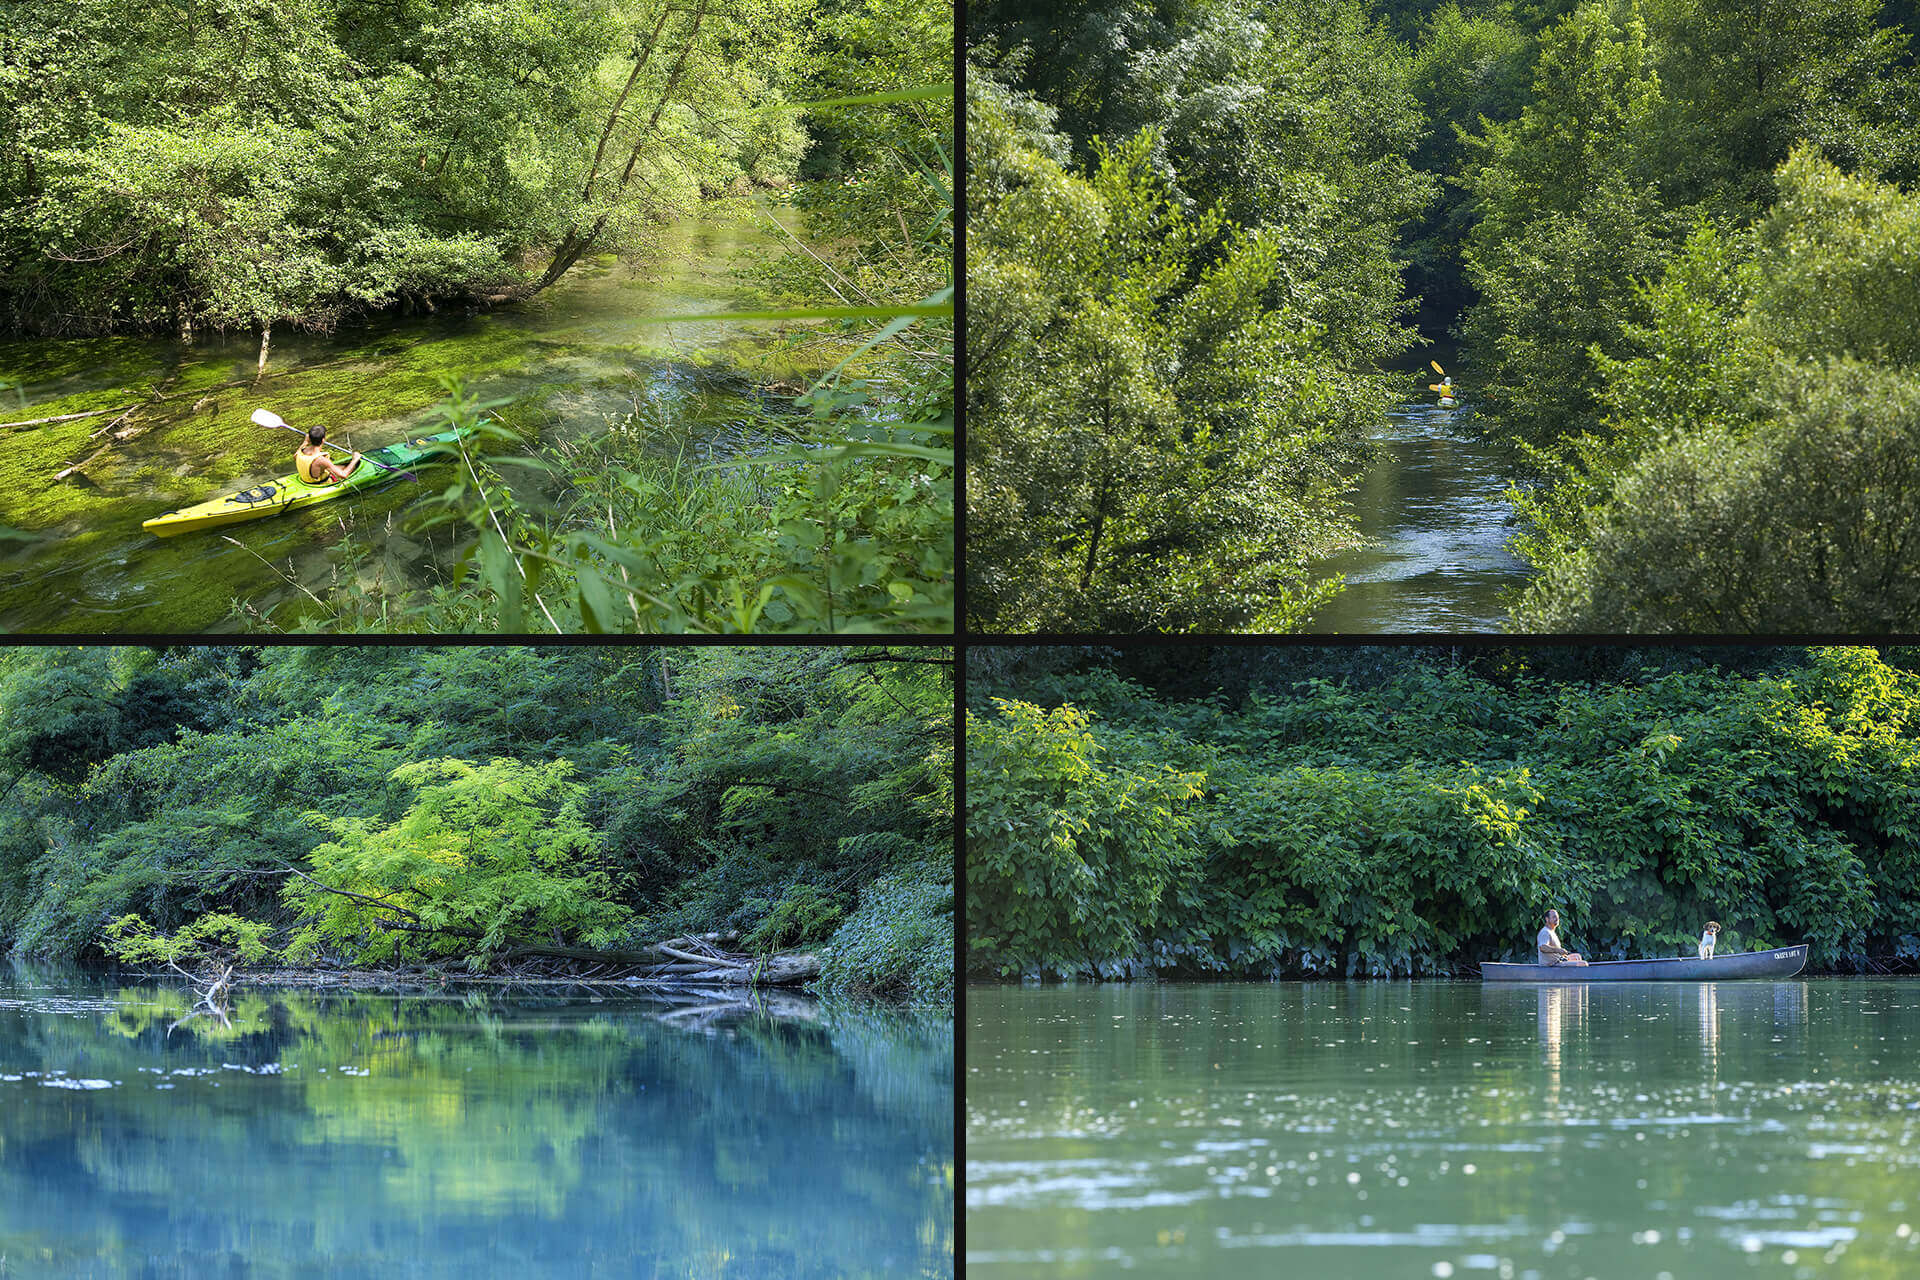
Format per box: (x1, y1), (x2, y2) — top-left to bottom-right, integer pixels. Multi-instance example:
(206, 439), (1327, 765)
(142, 427), (471, 537)
(1480, 944), (1807, 982)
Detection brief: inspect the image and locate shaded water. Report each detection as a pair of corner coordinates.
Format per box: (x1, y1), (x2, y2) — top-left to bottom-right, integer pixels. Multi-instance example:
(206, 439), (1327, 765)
(967, 981), (1920, 1279)
(1307, 402), (1528, 633)
(0, 965), (953, 1277)
(0, 202), (817, 633)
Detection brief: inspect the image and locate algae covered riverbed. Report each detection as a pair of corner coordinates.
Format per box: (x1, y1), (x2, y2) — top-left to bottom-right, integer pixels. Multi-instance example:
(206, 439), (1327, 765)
(0, 202), (825, 634)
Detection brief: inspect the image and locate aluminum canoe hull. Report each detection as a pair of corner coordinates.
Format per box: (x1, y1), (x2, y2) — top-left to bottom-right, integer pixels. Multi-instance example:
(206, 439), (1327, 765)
(1480, 944), (1808, 981)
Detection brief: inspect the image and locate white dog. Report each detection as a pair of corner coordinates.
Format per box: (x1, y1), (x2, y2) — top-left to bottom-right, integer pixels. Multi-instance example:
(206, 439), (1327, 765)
(1698, 922), (1721, 959)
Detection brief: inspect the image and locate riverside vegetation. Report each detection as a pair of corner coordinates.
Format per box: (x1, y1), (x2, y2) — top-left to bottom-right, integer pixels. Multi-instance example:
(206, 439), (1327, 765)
(0, 645), (954, 1003)
(967, 0), (1920, 632)
(967, 645), (1920, 979)
(0, 0), (952, 632)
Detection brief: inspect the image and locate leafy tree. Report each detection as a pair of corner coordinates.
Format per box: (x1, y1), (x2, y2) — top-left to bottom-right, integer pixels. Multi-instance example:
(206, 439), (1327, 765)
(1509, 148), (1920, 630)
(967, 80), (1395, 631)
(1401, 3), (1534, 318)
(1457, 0), (1676, 445)
(0, 0), (807, 337)
(965, 699), (1205, 977)
(967, 648), (1920, 978)
(284, 757), (631, 966)
(0, 646), (953, 1000)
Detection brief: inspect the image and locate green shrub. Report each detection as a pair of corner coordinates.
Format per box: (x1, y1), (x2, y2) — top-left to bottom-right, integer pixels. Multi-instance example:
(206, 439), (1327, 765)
(819, 863), (953, 1002)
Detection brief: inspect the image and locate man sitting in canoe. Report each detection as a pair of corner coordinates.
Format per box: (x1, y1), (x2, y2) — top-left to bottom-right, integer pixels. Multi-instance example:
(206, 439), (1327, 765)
(296, 426), (361, 485)
(1536, 909), (1587, 966)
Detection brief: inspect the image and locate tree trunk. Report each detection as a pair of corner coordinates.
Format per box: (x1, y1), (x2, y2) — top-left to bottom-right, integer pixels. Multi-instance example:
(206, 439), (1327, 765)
(255, 322), (271, 382)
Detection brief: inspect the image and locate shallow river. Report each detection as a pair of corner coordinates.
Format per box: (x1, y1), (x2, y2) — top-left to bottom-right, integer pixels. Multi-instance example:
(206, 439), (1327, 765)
(0, 202), (814, 633)
(0, 965), (953, 1277)
(1307, 401), (1529, 633)
(967, 981), (1920, 1279)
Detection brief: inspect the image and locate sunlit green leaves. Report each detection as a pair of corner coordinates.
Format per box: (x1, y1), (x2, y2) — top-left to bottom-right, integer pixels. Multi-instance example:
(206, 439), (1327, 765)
(966, 650), (1920, 976)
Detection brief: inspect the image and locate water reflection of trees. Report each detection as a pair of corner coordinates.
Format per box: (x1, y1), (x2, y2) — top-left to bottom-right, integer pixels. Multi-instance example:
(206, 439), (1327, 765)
(0, 980), (953, 1278)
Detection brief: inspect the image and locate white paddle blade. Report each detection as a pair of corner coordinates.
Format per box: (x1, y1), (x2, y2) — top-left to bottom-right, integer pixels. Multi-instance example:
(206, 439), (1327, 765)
(250, 408), (287, 429)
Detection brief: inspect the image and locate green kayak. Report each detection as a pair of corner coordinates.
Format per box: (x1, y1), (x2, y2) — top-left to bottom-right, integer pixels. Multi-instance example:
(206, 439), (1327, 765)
(142, 427), (471, 537)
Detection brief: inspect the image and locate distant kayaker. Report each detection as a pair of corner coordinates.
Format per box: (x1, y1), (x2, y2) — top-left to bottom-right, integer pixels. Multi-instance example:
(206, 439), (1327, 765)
(296, 426), (361, 485)
(1698, 922), (1720, 959)
(1536, 909), (1587, 967)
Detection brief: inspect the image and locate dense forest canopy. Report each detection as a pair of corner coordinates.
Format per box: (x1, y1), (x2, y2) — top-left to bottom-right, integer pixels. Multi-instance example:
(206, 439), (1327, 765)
(967, 645), (1920, 979)
(0, 644), (954, 1001)
(966, 0), (1920, 632)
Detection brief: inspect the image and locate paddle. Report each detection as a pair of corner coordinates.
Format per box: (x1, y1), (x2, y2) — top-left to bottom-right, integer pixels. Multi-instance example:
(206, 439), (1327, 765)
(250, 408), (417, 482)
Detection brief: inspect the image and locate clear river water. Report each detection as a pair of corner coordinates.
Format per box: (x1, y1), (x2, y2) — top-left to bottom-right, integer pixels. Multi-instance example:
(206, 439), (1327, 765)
(0, 964), (953, 1278)
(0, 201), (817, 633)
(1307, 400), (1529, 634)
(966, 980), (1920, 1279)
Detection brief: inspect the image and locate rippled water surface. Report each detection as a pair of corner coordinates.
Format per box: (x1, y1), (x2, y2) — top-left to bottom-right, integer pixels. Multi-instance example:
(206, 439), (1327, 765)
(1307, 403), (1527, 633)
(966, 981), (1920, 1278)
(0, 965), (953, 1278)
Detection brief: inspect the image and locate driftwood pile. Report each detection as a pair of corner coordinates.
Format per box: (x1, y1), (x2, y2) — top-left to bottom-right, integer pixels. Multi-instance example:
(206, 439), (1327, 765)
(552, 932), (823, 987)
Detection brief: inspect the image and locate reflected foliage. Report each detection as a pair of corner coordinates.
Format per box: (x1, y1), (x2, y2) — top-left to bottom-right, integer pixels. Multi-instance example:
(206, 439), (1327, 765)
(0, 968), (952, 1277)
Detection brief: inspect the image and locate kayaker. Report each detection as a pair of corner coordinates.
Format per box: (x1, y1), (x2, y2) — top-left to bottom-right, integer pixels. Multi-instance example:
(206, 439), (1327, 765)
(1536, 909), (1587, 967)
(296, 426), (361, 485)
(1697, 921), (1720, 959)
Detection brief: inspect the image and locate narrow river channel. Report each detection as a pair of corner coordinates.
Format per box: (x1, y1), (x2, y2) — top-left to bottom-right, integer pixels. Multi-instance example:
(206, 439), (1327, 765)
(968, 981), (1920, 1279)
(0, 202), (816, 633)
(1307, 400), (1530, 634)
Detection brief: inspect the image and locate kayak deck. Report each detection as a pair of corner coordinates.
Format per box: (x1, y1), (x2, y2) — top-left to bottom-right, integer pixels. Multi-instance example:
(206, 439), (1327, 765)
(1481, 944), (1808, 981)
(143, 427), (471, 537)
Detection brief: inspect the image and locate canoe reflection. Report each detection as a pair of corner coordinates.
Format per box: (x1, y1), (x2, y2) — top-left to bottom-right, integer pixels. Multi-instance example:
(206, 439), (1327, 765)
(1481, 980), (1809, 1077)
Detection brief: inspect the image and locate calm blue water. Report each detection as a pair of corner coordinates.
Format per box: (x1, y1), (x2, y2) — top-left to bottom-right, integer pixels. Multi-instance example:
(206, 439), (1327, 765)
(0, 965), (953, 1278)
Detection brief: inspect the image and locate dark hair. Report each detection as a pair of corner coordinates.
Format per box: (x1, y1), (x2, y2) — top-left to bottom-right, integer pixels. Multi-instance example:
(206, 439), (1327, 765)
(307, 426), (326, 445)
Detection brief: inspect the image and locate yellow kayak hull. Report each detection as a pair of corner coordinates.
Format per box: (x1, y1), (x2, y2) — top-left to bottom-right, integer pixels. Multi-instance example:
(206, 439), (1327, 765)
(142, 428), (470, 537)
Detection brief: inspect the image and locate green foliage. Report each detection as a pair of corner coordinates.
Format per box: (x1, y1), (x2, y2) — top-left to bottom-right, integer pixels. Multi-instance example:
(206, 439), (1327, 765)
(742, 882), (846, 951)
(818, 862), (954, 1001)
(966, 78), (1401, 631)
(1, 0), (811, 335)
(1510, 149), (1920, 629)
(102, 912), (276, 970)
(966, 649), (1920, 977)
(1401, 3), (1535, 315)
(974, 0), (1920, 630)
(1457, 0), (1676, 444)
(965, 699), (1206, 977)
(284, 758), (630, 968)
(1515, 357), (1920, 631)
(0, 647), (951, 999)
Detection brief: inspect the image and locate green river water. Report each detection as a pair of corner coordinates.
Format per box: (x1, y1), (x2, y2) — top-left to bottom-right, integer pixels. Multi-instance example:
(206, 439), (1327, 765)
(967, 981), (1920, 1280)
(0, 201), (820, 634)
(0, 964), (954, 1278)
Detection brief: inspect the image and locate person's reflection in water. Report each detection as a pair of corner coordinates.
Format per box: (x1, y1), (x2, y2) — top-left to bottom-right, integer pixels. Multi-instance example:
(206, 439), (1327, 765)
(1537, 985), (1587, 1123)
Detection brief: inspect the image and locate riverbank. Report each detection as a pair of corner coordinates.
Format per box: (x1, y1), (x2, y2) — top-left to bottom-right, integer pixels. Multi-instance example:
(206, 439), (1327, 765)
(967, 646), (1920, 984)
